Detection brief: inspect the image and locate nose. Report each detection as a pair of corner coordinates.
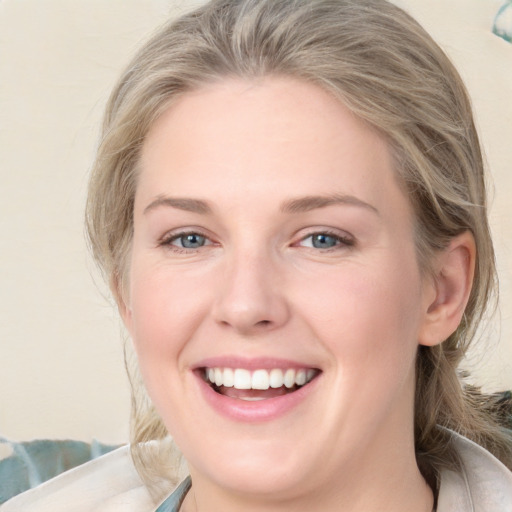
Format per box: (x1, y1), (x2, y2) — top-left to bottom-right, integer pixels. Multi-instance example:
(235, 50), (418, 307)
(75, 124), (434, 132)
(212, 249), (290, 335)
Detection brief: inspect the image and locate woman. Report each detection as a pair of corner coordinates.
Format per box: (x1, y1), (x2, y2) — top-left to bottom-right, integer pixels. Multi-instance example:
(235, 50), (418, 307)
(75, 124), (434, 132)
(3, 0), (511, 510)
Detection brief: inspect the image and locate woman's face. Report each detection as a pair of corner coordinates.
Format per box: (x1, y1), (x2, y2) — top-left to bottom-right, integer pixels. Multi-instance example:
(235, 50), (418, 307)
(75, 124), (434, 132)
(123, 78), (435, 500)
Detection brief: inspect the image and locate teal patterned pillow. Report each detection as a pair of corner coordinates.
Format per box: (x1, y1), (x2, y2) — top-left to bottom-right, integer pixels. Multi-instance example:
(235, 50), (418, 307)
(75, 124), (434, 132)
(493, 1), (512, 42)
(0, 438), (120, 504)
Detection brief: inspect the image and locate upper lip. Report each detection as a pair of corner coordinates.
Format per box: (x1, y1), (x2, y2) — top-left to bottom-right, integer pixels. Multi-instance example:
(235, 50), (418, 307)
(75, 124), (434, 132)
(192, 356), (319, 371)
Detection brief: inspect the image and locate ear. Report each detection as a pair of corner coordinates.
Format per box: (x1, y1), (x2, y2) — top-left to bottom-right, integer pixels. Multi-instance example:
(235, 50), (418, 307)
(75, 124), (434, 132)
(418, 231), (476, 347)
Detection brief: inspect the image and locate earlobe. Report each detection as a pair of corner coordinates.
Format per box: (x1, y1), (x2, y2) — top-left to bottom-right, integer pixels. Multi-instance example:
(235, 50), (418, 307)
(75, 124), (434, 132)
(418, 231), (476, 347)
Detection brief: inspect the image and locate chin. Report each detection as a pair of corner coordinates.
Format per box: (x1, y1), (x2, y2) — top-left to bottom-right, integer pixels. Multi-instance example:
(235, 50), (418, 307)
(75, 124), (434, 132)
(184, 434), (316, 497)
(198, 459), (312, 498)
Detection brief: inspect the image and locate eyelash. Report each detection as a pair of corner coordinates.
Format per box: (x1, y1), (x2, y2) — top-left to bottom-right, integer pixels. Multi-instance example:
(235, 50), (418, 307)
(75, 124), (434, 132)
(296, 230), (355, 251)
(158, 229), (355, 253)
(158, 230), (214, 253)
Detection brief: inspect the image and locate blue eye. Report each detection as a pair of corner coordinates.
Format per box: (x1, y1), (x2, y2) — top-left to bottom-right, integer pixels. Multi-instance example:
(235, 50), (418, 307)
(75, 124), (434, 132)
(310, 233), (339, 249)
(169, 233), (209, 249)
(299, 232), (353, 250)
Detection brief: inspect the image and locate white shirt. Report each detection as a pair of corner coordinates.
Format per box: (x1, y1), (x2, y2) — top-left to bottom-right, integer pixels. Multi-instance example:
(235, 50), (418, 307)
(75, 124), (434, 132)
(1, 431), (511, 511)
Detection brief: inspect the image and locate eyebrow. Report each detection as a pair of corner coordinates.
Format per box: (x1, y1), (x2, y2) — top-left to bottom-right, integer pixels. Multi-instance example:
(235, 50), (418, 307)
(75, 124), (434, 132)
(281, 194), (379, 216)
(144, 196), (212, 215)
(143, 193), (379, 216)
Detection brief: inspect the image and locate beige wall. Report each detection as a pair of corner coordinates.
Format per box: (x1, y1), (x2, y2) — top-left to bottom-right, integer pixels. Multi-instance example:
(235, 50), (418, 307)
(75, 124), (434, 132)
(0, 0), (510, 443)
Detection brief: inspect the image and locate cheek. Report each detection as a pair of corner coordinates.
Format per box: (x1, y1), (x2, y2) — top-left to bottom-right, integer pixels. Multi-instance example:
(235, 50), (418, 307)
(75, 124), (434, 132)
(126, 263), (210, 378)
(311, 269), (423, 436)
(298, 257), (424, 382)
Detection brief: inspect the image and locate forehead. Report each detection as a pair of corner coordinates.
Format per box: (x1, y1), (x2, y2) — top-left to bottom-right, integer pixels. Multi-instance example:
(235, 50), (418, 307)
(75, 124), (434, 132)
(136, 77), (409, 223)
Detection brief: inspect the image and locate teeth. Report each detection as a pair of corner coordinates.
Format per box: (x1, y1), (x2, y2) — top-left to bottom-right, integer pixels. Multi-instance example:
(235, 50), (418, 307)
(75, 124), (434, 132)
(223, 368), (234, 388)
(252, 369), (270, 390)
(214, 368), (223, 387)
(269, 369), (284, 388)
(204, 367), (318, 390)
(284, 369), (295, 388)
(295, 369), (306, 386)
(233, 369), (251, 389)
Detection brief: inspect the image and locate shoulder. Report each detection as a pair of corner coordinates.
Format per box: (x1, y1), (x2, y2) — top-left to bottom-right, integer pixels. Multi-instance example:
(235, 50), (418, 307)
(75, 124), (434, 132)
(0, 445), (156, 512)
(438, 430), (512, 512)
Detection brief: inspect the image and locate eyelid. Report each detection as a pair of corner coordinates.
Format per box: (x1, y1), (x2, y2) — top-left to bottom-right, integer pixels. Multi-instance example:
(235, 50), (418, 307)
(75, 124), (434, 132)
(156, 226), (355, 252)
(158, 228), (216, 249)
(294, 228), (355, 249)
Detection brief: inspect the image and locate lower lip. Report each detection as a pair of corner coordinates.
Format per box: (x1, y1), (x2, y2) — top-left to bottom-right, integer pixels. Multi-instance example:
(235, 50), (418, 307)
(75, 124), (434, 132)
(195, 372), (320, 422)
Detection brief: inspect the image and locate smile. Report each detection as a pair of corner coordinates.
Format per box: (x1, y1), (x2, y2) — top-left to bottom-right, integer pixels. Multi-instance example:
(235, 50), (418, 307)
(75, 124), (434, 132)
(202, 367), (320, 401)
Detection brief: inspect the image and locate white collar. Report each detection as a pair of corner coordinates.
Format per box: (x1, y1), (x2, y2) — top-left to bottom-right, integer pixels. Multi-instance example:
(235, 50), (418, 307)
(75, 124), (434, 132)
(2, 431), (510, 511)
(437, 430), (512, 511)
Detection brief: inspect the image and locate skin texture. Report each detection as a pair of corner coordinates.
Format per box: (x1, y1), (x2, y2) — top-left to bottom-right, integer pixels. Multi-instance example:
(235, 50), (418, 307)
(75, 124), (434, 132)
(121, 77), (474, 511)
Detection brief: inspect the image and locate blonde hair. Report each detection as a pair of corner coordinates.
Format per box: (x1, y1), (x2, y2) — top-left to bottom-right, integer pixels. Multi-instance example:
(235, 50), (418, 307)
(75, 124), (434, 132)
(86, 0), (511, 497)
